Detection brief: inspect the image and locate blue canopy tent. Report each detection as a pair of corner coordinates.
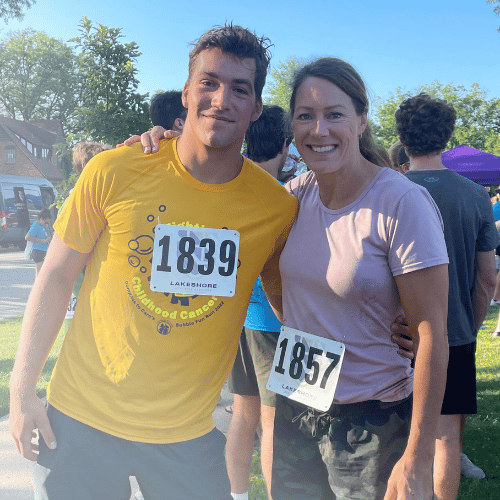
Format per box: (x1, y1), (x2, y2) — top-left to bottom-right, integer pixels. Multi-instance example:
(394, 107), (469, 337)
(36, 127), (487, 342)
(441, 145), (500, 185)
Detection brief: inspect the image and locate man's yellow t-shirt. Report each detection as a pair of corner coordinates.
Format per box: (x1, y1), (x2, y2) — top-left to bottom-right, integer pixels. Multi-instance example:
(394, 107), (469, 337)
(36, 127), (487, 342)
(50, 138), (297, 443)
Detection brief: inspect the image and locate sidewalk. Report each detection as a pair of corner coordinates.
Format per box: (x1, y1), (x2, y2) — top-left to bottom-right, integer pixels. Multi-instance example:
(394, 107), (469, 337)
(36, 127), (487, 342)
(0, 387), (234, 500)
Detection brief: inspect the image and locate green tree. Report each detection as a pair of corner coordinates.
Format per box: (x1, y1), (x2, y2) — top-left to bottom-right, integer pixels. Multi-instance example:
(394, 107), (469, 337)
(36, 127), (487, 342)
(487, 0), (500, 30)
(264, 57), (306, 110)
(71, 17), (150, 145)
(373, 82), (500, 155)
(0, 0), (35, 22)
(0, 28), (79, 131)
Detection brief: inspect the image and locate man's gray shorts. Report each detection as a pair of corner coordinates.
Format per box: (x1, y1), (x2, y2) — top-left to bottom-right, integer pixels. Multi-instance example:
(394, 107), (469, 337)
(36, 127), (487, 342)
(34, 405), (231, 500)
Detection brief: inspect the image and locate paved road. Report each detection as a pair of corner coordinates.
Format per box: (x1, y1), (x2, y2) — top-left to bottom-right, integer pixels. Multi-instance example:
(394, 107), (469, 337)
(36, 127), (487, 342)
(0, 248), (33, 320)
(0, 247), (234, 499)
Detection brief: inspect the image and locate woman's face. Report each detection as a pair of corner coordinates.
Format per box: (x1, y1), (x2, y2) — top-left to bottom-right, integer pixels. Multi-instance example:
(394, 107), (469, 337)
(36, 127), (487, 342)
(292, 76), (367, 176)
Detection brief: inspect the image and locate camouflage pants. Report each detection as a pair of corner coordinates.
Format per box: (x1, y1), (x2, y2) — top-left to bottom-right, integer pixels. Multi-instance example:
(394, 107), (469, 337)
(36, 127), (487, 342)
(271, 395), (412, 500)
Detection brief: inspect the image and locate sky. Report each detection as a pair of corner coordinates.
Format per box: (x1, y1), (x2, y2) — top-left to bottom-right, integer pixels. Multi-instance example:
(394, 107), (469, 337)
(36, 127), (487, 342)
(2, 0), (500, 117)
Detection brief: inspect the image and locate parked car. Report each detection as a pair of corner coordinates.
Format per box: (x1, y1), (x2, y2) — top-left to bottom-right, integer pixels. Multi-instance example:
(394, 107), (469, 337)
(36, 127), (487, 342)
(0, 175), (57, 250)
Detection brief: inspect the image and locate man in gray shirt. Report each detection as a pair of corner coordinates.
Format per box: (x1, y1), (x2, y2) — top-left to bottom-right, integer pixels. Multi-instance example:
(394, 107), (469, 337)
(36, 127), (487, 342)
(396, 93), (498, 499)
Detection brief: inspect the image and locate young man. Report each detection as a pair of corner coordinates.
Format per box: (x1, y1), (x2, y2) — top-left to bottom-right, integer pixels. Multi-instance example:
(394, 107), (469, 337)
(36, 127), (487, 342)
(9, 24), (298, 500)
(396, 93), (498, 500)
(150, 90), (187, 132)
(225, 105), (293, 500)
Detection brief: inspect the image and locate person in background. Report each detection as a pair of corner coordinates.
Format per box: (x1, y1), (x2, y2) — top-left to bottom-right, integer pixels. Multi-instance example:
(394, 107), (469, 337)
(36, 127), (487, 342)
(118, 91), (187, 151)
(72, 142), (112, 175)
(397, 93), (498, 497)
(25, 208), (52, 276)
(488, 187), (500, 309)
(225, 105), (293, 500)
(149, 90), (187, 132)
(387, 140), (409, 173)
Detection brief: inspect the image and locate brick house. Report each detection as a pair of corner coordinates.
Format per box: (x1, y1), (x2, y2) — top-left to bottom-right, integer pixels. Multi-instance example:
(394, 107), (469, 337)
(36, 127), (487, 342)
(0, 116), (65, 184)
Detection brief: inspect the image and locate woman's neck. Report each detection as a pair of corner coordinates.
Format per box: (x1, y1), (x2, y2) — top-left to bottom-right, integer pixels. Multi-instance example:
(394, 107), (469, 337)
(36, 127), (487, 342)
(316, 157), (381, 210)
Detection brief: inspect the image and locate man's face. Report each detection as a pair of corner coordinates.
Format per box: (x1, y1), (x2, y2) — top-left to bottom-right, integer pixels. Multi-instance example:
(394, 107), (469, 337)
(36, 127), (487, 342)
(182, 48), (263, 150)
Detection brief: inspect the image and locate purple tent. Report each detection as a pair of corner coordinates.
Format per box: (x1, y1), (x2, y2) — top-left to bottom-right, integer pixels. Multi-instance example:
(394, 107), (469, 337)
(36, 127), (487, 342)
(441, 145), (500, 185)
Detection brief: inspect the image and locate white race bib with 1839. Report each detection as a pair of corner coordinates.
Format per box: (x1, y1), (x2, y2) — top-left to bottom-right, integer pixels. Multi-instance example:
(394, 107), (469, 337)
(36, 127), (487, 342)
(267, 325), (345, 411)
(150, 224), (240, 297)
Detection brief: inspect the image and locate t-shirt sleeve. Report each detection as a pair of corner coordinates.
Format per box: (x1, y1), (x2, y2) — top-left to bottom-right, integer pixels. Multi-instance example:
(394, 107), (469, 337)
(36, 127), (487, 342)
(26, 222), (40, 238)
(476, 190), (500, 252)
(260, 192), (298, 298)
(388, 186), (449, 276)
(284, 172), (310, 200)
(53, 153), (112, 254)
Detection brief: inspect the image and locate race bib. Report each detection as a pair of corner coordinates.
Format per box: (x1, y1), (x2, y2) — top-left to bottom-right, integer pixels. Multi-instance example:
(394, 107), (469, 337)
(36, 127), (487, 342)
(150, 224), (240, 297)
(267, 326), (345, 411)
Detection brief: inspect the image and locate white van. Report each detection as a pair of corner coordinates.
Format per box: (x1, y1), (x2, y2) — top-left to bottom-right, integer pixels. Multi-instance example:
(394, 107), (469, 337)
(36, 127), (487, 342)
(0, 175), (57, 249)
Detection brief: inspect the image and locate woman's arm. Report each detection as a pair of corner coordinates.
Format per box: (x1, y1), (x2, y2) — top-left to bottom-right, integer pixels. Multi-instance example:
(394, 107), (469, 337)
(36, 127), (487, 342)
(384, 263), (449, 500)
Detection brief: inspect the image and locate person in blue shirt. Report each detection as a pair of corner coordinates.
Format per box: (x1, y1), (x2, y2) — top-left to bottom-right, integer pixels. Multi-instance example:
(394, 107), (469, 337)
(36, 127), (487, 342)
(489, 188), (500, 308)
(225, 105), (293, 500)
(25, 208), (52, 276)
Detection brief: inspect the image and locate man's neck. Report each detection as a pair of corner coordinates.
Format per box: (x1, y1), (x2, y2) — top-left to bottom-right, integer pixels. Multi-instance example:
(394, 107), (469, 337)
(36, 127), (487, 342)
(176, 130), (244, 184)
(255, 157), (281, 180)
(408, 152), (446, 172)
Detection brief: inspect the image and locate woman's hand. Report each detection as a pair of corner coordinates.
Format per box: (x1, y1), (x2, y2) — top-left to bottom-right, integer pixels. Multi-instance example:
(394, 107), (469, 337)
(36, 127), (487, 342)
(116, 126), (180, 153)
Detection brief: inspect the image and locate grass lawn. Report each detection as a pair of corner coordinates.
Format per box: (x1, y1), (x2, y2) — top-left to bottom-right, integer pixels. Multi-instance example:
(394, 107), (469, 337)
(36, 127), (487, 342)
(0, 315), (68, 416)
(1, 310), (499, 499)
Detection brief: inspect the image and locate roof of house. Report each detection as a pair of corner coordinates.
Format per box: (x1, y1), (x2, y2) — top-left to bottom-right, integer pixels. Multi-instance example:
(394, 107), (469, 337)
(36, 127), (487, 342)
(0, 116), (64, 183)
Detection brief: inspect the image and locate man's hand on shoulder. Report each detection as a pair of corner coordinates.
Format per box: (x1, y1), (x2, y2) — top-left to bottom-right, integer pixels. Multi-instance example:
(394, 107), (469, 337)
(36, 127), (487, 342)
(115, 126), (180, 153)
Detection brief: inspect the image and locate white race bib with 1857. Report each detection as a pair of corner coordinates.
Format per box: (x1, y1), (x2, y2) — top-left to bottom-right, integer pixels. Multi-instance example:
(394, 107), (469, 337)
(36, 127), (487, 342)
(150, 224), (240, 297)
(267, 325), (345, 411)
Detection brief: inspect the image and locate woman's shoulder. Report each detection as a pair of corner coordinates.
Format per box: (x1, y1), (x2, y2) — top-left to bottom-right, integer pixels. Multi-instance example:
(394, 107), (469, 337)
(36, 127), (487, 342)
(285, 170), (317, 199)
(376, 167), (430, 199)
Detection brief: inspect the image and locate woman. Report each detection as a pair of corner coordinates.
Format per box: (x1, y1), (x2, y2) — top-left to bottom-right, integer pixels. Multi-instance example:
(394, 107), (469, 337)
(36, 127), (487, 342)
(270, 58), (449, 500)
(25, 207), (52, 276)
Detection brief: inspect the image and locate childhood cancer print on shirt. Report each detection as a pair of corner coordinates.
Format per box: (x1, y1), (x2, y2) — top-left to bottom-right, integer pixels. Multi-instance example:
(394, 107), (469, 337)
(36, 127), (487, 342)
(125, 213), (240, 335)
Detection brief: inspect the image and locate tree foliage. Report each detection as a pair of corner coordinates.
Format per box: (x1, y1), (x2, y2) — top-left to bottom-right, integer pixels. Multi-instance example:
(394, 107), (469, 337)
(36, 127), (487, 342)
(264, 57), (306, 110)
(373, 82), (500, 155)
(70, 17), (150, 145)
(487, 0), (500, 31)
(0, 28), (79, 130)
(0, 0), (35, 23)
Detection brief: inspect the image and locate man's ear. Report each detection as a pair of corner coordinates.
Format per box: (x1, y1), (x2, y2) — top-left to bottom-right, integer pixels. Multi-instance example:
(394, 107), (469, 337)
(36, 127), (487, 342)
(279, 140), (288, 155)
(174, 118), (185, 132)
(181, 81), (189, 108)
(250, 98), (263, 122)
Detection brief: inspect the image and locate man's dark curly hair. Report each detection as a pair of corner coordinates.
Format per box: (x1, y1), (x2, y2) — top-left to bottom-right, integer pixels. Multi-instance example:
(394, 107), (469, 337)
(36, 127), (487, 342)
(395, 93), (456, 157)
(188, 23), (272, 101)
